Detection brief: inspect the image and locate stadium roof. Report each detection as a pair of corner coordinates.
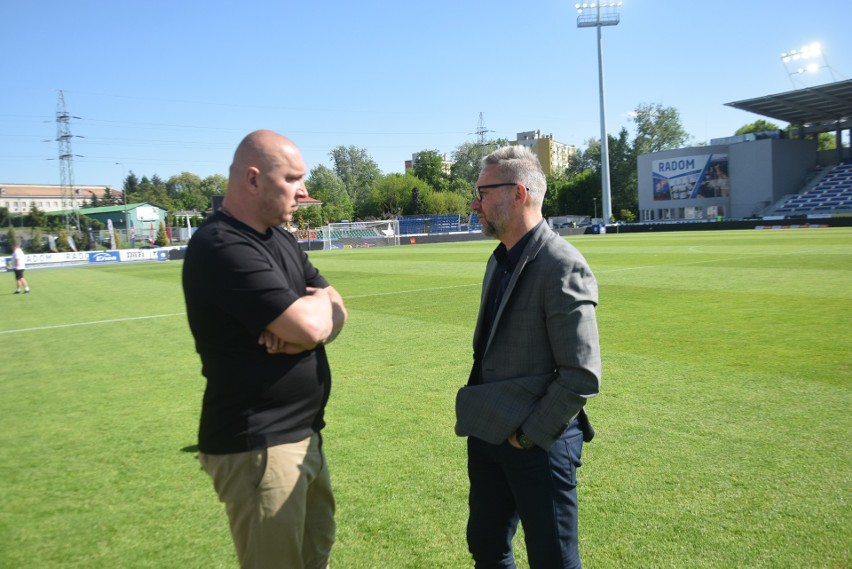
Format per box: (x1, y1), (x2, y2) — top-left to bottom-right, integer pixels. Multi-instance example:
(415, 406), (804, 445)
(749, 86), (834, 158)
(725, 79), (852, 135)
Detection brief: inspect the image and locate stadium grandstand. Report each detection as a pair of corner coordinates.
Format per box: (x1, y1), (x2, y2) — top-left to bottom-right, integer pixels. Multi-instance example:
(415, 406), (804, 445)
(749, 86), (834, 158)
(397, 214), (476, 235)
(637, 79), (852, 223)
(772, 162), (852, 215)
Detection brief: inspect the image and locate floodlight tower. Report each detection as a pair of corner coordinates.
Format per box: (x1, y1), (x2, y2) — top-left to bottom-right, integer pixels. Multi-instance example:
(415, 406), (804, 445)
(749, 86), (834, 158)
(575, 1), (622, 224)
(781, 42), (836, 88)
(56, 90), (81, 231)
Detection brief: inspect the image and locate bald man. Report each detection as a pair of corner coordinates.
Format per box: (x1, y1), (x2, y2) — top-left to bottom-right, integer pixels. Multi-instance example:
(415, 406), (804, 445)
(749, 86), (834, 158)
(182, 130), (347, 569)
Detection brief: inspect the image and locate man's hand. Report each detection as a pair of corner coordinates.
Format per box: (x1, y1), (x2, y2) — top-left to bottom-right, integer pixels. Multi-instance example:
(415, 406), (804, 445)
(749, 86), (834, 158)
(258, 330), (317, 355)
(507, 433), (523, 449)
(261, 285), (346, 353)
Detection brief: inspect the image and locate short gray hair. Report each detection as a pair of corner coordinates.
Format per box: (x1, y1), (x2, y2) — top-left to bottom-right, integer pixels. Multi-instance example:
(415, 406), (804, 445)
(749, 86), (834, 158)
(481, 145), (547, 206)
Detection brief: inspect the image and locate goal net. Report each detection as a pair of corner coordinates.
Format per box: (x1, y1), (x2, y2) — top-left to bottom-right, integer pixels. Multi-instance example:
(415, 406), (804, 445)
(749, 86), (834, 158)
(322, 220), (401, 250)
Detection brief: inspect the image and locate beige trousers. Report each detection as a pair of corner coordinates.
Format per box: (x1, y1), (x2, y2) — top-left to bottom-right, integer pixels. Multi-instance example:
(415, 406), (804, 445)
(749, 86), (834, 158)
(200, 434), (335, 569)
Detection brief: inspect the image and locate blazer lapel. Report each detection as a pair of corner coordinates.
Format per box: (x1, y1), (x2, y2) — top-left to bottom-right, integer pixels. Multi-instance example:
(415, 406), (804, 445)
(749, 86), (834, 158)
(472, 256), (499, 352)
(483, 223), (554, 352)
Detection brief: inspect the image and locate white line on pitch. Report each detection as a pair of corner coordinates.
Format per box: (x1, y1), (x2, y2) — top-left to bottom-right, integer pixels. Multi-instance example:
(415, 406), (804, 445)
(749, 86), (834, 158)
(0, 313), (186, 335)
(0, 284), (482, 335)
(344, 283), (479, 299)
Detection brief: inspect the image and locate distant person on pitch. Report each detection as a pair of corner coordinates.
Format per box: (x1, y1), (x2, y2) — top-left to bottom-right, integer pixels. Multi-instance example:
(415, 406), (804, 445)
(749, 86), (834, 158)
(182, 129), (347, 569)
(12, 241), (30, 294)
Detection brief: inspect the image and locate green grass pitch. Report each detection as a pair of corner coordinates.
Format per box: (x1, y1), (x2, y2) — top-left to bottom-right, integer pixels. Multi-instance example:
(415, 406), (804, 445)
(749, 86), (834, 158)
(1, 228), (850, 568)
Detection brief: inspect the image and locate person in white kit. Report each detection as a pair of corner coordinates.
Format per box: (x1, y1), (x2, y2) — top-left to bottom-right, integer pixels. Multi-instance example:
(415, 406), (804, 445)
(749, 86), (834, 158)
(11, 242), (30, 294)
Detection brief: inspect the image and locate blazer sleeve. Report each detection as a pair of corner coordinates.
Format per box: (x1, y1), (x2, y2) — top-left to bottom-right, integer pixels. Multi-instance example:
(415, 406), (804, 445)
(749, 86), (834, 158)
(520, 249), (601, 448)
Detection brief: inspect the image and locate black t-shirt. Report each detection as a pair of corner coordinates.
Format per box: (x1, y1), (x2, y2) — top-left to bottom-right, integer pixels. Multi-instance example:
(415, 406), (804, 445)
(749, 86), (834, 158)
(182, 211), (331, 454)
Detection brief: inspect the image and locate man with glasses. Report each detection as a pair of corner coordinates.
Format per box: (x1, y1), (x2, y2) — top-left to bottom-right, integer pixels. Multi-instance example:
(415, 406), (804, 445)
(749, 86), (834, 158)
(455, 145), (601, 568)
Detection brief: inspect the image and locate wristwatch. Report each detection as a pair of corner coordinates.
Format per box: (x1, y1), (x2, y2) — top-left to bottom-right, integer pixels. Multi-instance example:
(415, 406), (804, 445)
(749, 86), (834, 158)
(515, 429), (535, 450)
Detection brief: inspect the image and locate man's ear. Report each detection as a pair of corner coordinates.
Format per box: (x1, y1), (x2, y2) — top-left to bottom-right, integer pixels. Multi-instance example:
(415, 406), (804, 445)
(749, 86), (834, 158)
(514, 183), (528, 207)
(245, 166), (261, 194)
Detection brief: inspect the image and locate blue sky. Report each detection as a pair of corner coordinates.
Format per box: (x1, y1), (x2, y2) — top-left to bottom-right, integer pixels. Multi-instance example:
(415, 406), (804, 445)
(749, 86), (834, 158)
(2, 0), (850, 190)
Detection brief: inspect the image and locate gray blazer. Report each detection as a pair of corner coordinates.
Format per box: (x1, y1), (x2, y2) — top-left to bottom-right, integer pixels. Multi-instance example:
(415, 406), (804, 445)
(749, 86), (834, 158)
(455, 222), (601, 450)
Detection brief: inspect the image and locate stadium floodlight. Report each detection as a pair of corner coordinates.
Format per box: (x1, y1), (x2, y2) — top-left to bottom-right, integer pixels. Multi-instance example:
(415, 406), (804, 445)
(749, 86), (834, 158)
(781, 42), (822, 63)
(575, 1), (622, 224)
(781, 42), (837, 87)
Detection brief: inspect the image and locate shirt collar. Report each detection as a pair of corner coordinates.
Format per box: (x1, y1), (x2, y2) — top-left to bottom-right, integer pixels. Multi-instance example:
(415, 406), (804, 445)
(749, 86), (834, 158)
(493, 220), (543, 271)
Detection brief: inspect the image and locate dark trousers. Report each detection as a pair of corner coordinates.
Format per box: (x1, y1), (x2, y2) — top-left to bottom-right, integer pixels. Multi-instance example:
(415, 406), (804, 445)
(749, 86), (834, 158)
(466, 420), (584, 569)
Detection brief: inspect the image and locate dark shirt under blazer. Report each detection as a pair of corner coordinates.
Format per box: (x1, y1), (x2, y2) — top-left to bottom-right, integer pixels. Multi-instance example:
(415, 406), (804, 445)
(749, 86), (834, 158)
(455, 221), (601, 450)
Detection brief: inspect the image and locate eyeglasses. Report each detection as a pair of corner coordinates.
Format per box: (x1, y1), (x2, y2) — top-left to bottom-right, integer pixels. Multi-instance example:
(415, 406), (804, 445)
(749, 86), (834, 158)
(473, 182), (517, 201)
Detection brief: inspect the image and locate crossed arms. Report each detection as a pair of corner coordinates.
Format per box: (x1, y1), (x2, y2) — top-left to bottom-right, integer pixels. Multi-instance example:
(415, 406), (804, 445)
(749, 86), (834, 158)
(259, 286), (348, 354)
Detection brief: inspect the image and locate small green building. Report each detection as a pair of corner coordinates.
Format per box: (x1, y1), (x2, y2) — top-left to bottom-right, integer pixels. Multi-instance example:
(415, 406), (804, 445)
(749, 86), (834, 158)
(77, 203), (168, 244)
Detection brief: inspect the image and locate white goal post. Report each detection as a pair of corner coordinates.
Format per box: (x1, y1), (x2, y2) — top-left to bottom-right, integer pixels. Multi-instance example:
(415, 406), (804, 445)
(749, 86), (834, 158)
(322, 220), (401, 250)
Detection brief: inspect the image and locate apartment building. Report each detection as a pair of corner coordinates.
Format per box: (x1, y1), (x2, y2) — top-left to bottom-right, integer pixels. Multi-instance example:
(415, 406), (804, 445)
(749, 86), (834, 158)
(0, 184), (117, 214)
(512, 130), (576, 176)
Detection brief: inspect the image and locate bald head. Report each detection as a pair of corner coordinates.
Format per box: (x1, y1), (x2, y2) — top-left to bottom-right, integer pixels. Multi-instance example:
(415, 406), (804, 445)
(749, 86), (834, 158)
(222, 129), (308, 232)
(229, 130), (295, 183)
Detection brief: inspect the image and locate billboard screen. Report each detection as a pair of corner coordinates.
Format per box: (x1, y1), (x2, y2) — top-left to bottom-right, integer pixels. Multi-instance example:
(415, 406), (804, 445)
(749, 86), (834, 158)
(652, 154), (729, 201)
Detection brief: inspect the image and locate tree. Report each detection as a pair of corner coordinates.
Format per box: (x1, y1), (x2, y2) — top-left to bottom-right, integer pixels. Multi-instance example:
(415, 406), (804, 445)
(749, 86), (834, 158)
(72, 228), (88, 251)
(55, 228), (72, 252)
(306, 164), (354, 223)
(137, 175), (153, 197)
(736, 120), (780, 135)
(175, 189), (209, 212)
(569, 130), (638, 221)
(45, 213), (63, 230)
(816, 132), (836, 151)
(607, 128), (638, 218)
(168, 172), (209, 212)
(543, 174), (565, 217)
(25, 203), (48, 228)
(549, 141), (601, 217)
(166, 172), (202, 197)
(135, 175), (174, 210)
(368, 173), (432, 218)
(6, 226), (17, 253)
(450, 139), (510, 185)
(292, 205), (324, 230)
(789, 129), (837, 151)
(771, 124), (837, 151)
(101, 187), (120, 206)
(328, 146), (381, 218)
(411, 186), (424, 215)
(200, 174), (227, 197)
(412, 150), (449, 192)
(124, 171), (139, 198)
(30, 227), (47, 252)
(423, 190), (469, 216)
(631, 102), (690, 156)
(557, 170), (600, 218)
(565, 139), (599, 178)
(155, 222), (170, 246)
(448, 177), (474, 199)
